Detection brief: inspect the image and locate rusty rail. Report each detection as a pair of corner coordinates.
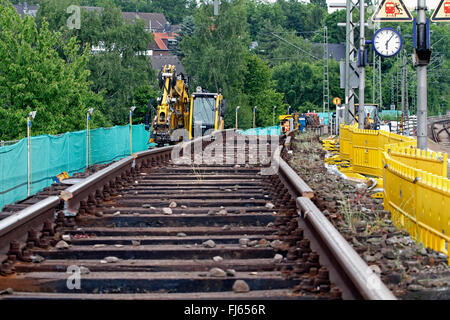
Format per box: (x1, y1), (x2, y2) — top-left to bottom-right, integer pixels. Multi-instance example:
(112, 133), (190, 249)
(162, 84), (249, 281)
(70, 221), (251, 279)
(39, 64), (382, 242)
(0, 128), (396, 299)
(275, 133), (396, 300)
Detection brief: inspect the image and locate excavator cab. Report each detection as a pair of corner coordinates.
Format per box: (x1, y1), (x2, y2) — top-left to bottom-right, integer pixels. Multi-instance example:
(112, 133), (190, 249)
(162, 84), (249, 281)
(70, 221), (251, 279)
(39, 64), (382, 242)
(189, 87), (225, 139)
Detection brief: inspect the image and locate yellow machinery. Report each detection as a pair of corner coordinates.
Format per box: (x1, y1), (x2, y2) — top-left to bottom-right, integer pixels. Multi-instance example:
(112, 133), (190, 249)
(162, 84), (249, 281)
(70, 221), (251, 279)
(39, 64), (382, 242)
(150, 65), (226, 146)
(150, 65), (190, 146)
(354, 104), (380, 130)
(188, 86), (225, 139)
(279, 113), (300, 133)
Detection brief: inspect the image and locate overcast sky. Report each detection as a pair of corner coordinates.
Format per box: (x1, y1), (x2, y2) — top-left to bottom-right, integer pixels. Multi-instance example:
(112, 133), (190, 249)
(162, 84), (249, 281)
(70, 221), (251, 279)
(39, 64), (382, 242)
(263, 0), (440, 12)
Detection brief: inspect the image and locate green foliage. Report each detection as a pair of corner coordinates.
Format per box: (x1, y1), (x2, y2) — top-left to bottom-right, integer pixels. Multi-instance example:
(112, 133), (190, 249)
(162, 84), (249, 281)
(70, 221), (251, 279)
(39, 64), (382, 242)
(77, 0), (196, 24)
(180, 0), (251, 128)
(36, 0), (156, 125)
(0, 1), (106, 140)
(243, 54), (286, 127)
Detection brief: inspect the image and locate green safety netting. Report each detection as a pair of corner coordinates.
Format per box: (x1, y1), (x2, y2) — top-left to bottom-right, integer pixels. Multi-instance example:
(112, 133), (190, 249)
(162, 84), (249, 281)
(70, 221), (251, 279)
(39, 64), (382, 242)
(239, 126), (281, 136)
(0, 124), (151, 210)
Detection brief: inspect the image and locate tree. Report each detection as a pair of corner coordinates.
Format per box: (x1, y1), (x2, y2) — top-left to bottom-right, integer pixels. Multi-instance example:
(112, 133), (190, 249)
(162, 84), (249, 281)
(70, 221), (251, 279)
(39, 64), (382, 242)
(0, 1), (106, 140)
(36, 0), (156, 125)
(243, 54), (286, 127)
(179, 0), (251, 128)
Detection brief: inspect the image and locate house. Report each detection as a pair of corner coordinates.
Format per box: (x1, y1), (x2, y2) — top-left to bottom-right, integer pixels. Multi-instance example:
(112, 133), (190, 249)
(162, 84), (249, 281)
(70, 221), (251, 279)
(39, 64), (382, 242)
(150, 55), (185, 74)
(13, 2), (39, 17)
(12, 4), (180, 59)
(122, 11), (169, 33)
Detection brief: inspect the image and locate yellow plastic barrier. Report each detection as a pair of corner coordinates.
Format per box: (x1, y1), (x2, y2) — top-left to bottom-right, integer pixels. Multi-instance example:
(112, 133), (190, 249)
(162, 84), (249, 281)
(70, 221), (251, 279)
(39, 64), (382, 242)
(383, 152), (450, 260)
(387, 145), (448, 178)
(334, 124), (449, 263)
(340, 125), (416, 177)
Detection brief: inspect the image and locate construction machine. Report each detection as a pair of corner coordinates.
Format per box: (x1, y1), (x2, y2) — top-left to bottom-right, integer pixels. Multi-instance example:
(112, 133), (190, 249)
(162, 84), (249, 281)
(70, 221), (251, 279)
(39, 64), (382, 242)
(148, 65), (226, 147)
(355, 104), (381, 130)
(150, 65), (190, 146)
(189, 87), (226, 139)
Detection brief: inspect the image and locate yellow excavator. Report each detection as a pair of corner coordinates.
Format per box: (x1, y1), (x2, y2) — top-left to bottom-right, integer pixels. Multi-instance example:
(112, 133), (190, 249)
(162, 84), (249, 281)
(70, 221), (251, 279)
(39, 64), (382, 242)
(149, 65), (226, 146)
(189, 86), (225, 139)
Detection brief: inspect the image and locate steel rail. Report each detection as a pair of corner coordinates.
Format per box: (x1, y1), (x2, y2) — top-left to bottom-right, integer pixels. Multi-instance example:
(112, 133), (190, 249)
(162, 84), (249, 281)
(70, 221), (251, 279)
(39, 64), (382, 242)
(0, 196), (60, 239)
(0, 128), (396, 299)
(296, 197), (396, 300)
(273, 134), (396, 300)
(0, 132), (220, 261)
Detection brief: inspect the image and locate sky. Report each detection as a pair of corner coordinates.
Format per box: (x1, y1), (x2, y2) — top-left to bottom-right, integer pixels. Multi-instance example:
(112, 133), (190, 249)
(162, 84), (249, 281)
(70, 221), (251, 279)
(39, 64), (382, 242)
(263, 0), (441, 12)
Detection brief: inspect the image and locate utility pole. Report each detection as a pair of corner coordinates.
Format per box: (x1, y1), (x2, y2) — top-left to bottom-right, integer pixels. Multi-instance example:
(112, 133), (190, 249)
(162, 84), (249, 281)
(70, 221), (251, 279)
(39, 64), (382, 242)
(344, 0), (358, 125)
(357, 0), (365, 129)
(323, 26), (330, 124)
(416, 0), (430, 150)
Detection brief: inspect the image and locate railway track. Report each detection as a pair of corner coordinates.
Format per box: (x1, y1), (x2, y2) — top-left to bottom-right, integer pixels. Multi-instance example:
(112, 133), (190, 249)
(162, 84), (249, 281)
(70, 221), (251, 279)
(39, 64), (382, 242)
(430, 116), (450, 148)
(0, 130), (395, 300)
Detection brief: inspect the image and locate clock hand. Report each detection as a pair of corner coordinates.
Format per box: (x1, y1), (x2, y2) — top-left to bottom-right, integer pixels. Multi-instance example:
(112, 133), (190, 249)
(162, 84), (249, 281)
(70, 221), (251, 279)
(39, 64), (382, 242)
(385, 34), (395, 50)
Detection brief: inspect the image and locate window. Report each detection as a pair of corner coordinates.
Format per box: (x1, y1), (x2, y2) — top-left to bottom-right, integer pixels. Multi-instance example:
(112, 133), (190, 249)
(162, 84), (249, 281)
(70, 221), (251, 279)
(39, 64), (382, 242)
(192, 97), (216, 127)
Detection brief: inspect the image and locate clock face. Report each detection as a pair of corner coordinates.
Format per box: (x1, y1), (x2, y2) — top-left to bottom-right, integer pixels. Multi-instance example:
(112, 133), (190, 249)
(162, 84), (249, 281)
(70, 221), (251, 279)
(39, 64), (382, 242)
(373, 28), (402, 57)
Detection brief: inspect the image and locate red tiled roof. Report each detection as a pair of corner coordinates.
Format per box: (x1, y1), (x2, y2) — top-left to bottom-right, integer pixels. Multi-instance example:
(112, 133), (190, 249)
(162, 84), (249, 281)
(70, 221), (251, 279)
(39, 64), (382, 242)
(153, 32), (177, 50)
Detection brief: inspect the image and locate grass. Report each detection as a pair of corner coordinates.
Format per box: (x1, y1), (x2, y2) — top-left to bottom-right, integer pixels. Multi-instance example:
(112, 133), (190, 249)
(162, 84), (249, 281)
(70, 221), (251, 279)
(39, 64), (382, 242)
(338, 194), (370, 233)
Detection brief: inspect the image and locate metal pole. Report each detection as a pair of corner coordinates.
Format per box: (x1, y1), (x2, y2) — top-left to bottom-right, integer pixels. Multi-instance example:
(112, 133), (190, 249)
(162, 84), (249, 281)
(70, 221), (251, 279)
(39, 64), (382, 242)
(273, 106), (277, 126)
(235, 106), (240, 129)
(344, 0), (356, 124)
(130, 111), (133, 155)
(86, 113), (89, 170)
(27, 116), (30, 197)
(288, 106), (291, 115)
(416, 0), (428, 150)
(253, 106), (257, 128)
(344, 0), (351, 124)
(357, 0), (365, 129)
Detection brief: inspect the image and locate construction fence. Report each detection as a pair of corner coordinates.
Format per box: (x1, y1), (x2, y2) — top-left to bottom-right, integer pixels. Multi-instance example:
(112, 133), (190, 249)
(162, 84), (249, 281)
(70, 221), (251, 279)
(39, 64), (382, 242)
(0, 124), (151, 211)
(240, 126), (281, 136)
(339, 124), (449, 260)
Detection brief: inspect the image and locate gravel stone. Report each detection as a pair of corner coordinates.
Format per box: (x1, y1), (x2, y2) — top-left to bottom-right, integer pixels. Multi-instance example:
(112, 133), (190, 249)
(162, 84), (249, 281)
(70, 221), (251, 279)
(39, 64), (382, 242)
(273, 254), (283, 262)
(407, 284), (425, 292)
(239, 238), (250, 246)
(104, 256), (120, 263)
(202, 240), (216, 248)
(381, 248), (395, 259)
(232, 280), (250, 293)
(31, 255), (45, 263)
(265, 202), (275, 209)
(169, 201), (177, 208)
(208, 268), (226, 277)
(55, 240), (70, 250)
(369, 264), (382, 275)
(226, 269), (236, 277)
(162, 208), (172, 215)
